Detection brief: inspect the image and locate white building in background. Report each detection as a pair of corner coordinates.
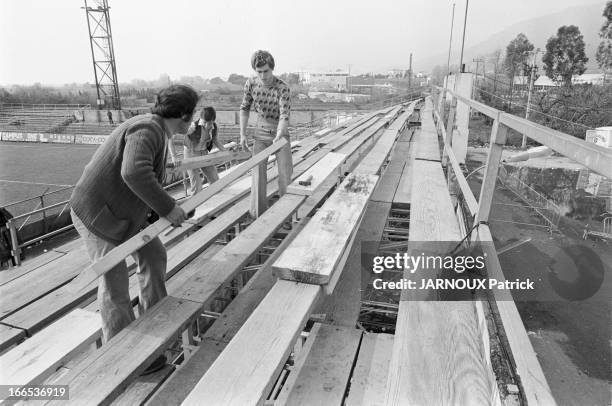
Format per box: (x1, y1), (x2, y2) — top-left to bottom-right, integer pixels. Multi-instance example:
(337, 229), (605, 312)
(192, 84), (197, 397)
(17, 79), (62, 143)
(302, 71), (349, 91)
(572, 73), (605, 85)
(533, 73), (605, 90)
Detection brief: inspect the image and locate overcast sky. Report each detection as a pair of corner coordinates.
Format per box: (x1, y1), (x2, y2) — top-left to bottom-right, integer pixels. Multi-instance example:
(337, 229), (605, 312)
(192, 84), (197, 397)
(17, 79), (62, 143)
(0, 0), (603, 85)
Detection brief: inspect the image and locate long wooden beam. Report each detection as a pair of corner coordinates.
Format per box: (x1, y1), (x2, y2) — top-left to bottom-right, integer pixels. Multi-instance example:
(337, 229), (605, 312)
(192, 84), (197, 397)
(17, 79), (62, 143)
(273, 172), (378, 286)
(166, 150), (251, 172)
(66, 138), (289, 293)
(477, 225), (556, 406)
(385, 99), (500, 405)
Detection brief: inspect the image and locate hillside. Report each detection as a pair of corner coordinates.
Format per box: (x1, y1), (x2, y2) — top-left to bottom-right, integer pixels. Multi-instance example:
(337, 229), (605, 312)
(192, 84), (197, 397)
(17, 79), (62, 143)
(418, 2), (607, 73)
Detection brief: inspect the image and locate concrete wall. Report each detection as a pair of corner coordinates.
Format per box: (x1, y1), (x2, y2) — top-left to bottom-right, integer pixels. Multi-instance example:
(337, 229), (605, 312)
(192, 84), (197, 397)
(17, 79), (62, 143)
(451, 73), (473, 165)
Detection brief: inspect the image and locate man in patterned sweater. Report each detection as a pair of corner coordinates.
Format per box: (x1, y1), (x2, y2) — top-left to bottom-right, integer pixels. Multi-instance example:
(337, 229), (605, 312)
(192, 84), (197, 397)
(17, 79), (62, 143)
(239, 50), (293, 214)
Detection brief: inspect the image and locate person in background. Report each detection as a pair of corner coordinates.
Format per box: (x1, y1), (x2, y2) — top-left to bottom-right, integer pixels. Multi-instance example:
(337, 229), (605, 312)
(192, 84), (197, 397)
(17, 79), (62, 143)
(183, 106), (225, 195)
(107, 110), (114, 124)
(70, 84), (198, 374)
(239, 50), (293, 213)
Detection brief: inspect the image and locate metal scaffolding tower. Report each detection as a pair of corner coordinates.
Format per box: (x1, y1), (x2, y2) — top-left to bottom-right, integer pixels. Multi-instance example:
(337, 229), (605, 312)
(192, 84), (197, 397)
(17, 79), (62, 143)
(83, 0), (121, 110)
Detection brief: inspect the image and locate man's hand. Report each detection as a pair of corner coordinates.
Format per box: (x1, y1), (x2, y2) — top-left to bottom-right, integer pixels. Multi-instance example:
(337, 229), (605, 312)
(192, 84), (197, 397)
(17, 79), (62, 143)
(239, 135), (250, 152)
(165, 205), (188, 227)
(272, 134), (283, 143)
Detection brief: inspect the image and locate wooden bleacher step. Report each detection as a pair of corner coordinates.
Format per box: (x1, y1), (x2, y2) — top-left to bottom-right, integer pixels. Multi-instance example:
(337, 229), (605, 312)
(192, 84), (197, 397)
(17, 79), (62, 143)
(273, 172), (379, 288)
(274, 323), (362, 406)
(46, 296), (200, 406)
(0, 309), (100, 389)
(345, 333), (394, 406)
(180, 280), (321, 406)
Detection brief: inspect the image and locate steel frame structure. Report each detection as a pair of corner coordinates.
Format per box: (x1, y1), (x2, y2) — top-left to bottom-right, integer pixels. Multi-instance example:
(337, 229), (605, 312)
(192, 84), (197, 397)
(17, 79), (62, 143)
(83, 0), (121, 110)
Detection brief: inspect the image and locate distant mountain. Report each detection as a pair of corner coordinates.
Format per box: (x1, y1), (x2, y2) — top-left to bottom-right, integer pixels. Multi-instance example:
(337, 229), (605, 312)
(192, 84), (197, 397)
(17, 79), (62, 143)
(417, 2), (606, 73)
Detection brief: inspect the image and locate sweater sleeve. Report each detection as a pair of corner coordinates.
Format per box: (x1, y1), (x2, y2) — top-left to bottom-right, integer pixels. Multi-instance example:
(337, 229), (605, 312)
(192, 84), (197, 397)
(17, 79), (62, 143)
(278, 84), (291, 121)
(121, 125), (175, 217)
(240, 79), (253, 112)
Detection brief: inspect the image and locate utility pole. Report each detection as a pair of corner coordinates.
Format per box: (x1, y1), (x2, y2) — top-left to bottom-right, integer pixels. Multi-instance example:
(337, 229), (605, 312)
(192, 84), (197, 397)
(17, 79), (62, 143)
(446, 3), (456, 78)
(523, 48), (540, 148)
(458, 0), (469, 73)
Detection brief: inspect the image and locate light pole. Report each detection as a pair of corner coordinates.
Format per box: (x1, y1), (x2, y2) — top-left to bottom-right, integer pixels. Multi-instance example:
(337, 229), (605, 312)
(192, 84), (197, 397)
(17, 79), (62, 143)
(523, 48), (540, 148)
(458, 0), (469, 73)
(446, 3), (456, 78)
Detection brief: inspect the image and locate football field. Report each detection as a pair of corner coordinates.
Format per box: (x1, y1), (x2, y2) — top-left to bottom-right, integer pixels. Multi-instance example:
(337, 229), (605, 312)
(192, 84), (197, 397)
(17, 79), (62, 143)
(0, 142), (98, 208)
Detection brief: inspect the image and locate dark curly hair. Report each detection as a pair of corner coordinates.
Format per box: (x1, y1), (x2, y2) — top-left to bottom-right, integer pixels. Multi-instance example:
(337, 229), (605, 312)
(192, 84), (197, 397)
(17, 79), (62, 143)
(151, 84), (199, 120)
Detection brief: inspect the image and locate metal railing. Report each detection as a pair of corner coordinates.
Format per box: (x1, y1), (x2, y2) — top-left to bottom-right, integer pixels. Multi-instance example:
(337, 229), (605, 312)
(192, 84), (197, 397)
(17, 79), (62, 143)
(0, 103), (91, 111)
(3, 186), (75, 266)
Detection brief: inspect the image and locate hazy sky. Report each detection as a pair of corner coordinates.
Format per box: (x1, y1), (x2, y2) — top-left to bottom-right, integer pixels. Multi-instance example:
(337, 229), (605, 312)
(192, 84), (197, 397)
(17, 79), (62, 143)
(0, 0), (603, 85)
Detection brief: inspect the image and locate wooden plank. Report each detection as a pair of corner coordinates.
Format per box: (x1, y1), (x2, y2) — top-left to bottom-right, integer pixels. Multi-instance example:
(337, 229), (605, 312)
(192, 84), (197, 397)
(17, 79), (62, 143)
(0, 323), (25, 354)
(0, 309), (100, 387)
(66, 138), (289, 294)
(335, 121), (390, 173)
(414, 128), (441, 162)
(163, 244), (224, 294)
(167, 150), (251, 172)
(386, 301), (499, 405)
(444, 143), (479, 216)
(370, 162), (405, 203)
(345, 333), (394, 406)
(478, 225), (556, 406)
(110, 365), (175, 406)
(174, 193), (306, 304)
(46, 296), (201, 406)
(431, 99), (478, 216)
(385, 156), (499, 405)
(273, 173), (378, 286)
(407, 160), (461, 241)
(392, 140), (416, 205)
(0, 247), (91, 320)
(181, 280), (322, 406)
(0, 250), (65, 286)
(475, 114), (508, 226)
(287, 152), (346, 196)
(250, 160), (268, 217)
(275, 324), (362, 406)
(315, 200), (391, 327)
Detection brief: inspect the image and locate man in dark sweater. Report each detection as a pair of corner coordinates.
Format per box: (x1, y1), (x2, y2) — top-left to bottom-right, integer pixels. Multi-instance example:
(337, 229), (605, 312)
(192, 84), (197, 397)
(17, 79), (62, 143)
(70, 85), (198, 372)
